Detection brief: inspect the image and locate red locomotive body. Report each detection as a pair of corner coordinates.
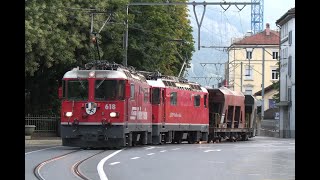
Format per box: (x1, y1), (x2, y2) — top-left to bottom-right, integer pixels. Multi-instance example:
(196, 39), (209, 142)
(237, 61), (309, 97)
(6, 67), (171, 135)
(207, 87), (254, 142)
(60, 62), (152, 148)
(146, 74), (209, 144)
(59, 62), (257, 148)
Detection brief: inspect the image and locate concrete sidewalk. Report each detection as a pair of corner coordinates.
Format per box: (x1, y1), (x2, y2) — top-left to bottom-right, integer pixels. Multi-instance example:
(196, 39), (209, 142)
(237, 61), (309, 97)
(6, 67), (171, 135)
(25, 136), (62, 146)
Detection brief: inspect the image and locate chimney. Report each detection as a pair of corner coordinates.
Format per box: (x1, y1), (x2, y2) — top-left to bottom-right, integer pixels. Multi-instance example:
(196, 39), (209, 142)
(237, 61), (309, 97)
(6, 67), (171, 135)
(266, 23), (270, 36)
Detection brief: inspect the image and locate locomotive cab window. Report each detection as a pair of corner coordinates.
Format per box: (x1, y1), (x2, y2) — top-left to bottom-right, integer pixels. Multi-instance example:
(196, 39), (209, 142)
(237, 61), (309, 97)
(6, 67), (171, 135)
(95, 80), (125, 100)
(130, 84), (135, 99)
(170, 92), (177, 105)
(194, 94), (200, 107)
(67, 79), (88, 100)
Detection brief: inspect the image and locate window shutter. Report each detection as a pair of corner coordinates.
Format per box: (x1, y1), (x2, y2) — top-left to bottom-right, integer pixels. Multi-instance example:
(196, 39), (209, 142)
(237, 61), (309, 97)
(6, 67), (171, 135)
(288, 56), (292, 77)
(289, 31), (292, 46)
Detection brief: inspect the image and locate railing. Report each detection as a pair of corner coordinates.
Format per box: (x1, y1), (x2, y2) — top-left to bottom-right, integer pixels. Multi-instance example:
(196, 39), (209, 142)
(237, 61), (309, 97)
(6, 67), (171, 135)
(25, 114), (60, 136)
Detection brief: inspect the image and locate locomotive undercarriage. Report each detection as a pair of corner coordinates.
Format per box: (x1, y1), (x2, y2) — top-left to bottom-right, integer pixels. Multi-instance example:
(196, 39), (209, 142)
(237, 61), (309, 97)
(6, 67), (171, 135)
(152, 124), (209, 144)
(61, 124), (152, 148)
(208, 128), (254, 143)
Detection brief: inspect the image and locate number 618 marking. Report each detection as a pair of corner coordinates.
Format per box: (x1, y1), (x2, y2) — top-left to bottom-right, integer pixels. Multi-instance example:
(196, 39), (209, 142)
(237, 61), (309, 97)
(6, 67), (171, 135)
(105, 104), (116, 110)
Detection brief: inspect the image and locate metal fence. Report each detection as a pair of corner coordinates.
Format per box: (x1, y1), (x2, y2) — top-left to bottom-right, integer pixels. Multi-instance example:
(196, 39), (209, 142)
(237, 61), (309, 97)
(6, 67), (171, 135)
(25, 114), (60, 136)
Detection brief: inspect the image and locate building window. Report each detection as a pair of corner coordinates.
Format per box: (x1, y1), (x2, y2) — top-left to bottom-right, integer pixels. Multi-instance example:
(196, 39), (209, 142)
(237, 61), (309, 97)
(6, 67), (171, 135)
(244, 88), (252, 95)
(288, 56), (292, 77)
(244, 66), (253, 80)
(272, 52), (278, 59)
(271, 68), (279, 80)
(246, 51), (252, 59)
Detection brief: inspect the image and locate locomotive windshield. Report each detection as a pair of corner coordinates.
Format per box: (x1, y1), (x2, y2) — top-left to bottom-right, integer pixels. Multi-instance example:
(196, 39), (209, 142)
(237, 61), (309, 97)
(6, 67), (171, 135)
(95, 80), (125, 100)
(67, 80), (88, 100)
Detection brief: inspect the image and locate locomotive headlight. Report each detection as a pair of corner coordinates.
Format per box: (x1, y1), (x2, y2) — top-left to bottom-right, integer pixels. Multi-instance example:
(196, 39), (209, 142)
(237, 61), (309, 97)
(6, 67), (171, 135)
(109, 112), (119, 118)
(89, 71), (95, 78)
(65, 112), (73, 117)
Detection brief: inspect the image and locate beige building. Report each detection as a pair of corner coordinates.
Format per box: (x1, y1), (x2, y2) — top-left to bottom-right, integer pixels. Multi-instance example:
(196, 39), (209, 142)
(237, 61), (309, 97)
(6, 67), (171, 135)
(226, 23), (280, 110)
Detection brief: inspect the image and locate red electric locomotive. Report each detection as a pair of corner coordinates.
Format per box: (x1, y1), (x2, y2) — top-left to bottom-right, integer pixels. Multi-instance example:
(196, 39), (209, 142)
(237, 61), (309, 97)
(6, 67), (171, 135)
(143, 72), (209, 144)
(59, 61), (152, 148)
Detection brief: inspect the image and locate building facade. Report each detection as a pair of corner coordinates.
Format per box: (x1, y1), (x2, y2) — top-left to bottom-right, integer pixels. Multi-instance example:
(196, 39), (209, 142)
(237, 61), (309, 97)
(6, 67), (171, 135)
(226, 24), (280, 112)
(276, 8), (295, 138)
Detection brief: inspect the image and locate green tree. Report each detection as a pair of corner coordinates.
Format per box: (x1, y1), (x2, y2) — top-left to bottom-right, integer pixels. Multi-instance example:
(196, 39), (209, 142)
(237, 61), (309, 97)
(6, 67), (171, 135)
(25, 0), (194, 114)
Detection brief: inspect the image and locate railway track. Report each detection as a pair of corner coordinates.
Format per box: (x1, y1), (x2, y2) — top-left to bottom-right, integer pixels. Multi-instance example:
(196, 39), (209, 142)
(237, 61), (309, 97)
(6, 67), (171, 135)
(33, 149), (106, 180)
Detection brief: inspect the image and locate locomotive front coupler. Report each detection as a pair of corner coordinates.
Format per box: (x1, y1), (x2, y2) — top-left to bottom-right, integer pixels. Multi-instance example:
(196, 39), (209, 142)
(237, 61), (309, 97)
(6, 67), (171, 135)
(101, 118), (112, 129)
(72, 119), (79, 132)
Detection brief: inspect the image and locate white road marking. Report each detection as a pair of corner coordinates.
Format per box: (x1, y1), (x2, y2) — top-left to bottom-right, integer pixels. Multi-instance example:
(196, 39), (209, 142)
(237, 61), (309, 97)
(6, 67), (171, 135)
(109, 162), (120, 166)
(289, 143), (295, 145)
(97, 149), (124, 180)
(131, 157), (140, 160)
(208, 161), (225, 164)
(248, 174), (261, 176)
(25, 146), (61, 155)
(204, 149), (221, 152)
(145, 146), (155, 150)
(160, 150), (167, 152)
(171, 148), (180, 150)
(147, 153), (155, 156)
(198, 146), (211, 148)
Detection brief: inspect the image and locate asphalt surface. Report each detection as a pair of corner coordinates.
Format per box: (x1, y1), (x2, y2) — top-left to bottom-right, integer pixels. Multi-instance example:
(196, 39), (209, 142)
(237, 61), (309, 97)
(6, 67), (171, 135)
(25, 136), (295, 180)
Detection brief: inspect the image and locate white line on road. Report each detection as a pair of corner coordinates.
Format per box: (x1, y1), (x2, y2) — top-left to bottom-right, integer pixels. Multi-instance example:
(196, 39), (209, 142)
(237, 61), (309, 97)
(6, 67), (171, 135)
(289, 143), (295, 145)
(147, 153), (155, 156)
(198, 146), (211, 148)
(248, 174), (261, 176)
(109, 162), (120, 166)
(171, 148), (180, 150)
(131, 157), (140, 159)
(208, 161), (225, 164)
(204, 149), (221, 152)
(160, 150), (167, 152)
(145, 146), (155, 150)
(97, 149), (124, 180)
(25, 146), (61, 155)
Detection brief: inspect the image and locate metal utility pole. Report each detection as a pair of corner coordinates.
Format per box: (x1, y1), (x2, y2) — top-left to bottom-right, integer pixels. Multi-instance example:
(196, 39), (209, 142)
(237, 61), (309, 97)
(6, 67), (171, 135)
(123, 5), (129, 67)
(261, 47), (265, 120)
(240, 62), (243, 92)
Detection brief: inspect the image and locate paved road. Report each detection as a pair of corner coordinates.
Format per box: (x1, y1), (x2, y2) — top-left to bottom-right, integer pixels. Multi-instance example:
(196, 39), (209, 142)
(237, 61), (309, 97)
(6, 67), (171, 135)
(25, 136), (295, 180)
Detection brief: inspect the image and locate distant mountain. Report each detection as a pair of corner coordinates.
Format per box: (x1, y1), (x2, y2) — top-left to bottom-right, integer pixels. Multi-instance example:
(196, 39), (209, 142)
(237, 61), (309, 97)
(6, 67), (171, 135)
(184, 5), (251, 87)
